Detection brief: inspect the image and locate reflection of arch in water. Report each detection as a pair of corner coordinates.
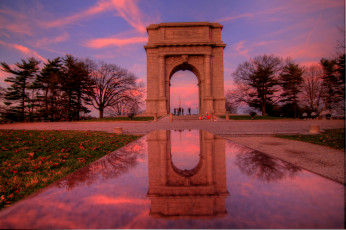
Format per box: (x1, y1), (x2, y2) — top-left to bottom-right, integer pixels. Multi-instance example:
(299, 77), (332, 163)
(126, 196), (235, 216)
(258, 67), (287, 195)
(169, 130), (202, 180)
(147, 130), (229, 219)
(167, 130), (209, 186)
(170, 158), (202, 179)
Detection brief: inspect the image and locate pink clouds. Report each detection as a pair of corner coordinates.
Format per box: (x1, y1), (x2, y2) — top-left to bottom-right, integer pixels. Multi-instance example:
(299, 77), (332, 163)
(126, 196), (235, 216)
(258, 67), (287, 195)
(109, 0), (148, 33)
(35, 32), (69, 46)
(43, 0), (148, 34)
(0, 67), (14, 87)
(0, 9), (33, 36)
(217, 13), (254, 23)
(86, 36), (147, 48)
(234, 40), (250, 58)
(170, 71), (199, 109)
(0, 40), (47, 62)
(43, 0), (112, 28)
(89, 195), (150, 205)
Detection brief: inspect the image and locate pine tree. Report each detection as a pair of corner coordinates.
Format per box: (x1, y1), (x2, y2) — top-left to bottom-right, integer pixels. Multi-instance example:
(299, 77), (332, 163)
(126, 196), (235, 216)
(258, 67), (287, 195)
(32, 57), (63, 120)
(1, 58), (40, 121)
(279, 62), (304, 118)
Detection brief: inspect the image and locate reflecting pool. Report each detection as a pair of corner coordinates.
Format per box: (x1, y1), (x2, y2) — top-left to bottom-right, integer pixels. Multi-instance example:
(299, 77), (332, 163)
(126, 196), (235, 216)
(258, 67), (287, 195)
(0, 130), (344, 229)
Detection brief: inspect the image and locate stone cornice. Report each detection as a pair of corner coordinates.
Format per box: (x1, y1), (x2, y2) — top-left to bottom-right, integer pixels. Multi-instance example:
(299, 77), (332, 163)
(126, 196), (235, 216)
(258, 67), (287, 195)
(147, 22), (223, 31)
(145, 42), (226, 50)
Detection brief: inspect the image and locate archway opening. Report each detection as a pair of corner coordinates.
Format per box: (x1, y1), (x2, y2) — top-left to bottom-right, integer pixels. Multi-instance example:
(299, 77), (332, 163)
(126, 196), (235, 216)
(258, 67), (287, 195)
(170, 70), (199, 115)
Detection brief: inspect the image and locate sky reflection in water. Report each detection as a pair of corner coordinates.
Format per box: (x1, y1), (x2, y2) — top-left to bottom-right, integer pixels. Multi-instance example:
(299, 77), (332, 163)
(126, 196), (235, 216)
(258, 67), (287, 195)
(0, 130), (344, 229)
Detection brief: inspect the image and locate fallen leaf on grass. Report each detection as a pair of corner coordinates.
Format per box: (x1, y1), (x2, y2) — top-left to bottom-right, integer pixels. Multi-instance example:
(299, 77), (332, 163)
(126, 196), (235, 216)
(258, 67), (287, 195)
(27, 152), (34, 157)
(79, 144), (85, 151)
(92, 146), (100, 151)
(77, 158), (86, 163)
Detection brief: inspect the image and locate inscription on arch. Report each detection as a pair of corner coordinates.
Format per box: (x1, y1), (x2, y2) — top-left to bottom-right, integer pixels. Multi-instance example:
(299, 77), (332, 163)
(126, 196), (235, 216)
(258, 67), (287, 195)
(165, 27), (208, 41)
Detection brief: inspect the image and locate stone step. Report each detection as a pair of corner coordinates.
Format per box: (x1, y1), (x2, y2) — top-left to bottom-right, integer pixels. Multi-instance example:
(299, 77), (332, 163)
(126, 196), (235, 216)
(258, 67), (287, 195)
(173, 115), (200, 120)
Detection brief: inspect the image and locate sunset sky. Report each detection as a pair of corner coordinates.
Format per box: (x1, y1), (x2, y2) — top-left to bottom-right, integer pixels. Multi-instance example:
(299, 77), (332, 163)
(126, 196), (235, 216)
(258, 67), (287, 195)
(0, 0), (344, 114)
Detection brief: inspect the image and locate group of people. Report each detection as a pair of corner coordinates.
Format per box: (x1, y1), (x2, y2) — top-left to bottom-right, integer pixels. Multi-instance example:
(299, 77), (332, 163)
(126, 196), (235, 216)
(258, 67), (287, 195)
(173, 107), (191, 116)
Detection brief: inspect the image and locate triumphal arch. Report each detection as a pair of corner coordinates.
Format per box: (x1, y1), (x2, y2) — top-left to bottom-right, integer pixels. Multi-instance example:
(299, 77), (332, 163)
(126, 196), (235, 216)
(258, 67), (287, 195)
(144, 22), (226, 116)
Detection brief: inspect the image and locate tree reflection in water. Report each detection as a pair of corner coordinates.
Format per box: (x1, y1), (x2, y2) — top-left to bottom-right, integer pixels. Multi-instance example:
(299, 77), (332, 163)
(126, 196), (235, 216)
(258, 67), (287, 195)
(234, 149), (301, 183)
(57, 139), (146, 190)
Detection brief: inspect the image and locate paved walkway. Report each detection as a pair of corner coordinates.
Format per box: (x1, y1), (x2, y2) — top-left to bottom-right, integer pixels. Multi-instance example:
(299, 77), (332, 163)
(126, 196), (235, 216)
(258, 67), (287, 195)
(0, 117), (344, 184)
(0, 117), (343, 135)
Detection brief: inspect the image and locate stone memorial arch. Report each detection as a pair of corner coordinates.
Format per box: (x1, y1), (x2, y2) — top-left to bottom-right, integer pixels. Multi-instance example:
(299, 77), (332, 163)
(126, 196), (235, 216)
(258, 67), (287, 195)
(144, 22), (226, 116)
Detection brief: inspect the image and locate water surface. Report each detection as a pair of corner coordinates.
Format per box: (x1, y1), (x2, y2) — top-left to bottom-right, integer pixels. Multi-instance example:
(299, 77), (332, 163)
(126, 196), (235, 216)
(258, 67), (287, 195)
(0, 130), (344, 229)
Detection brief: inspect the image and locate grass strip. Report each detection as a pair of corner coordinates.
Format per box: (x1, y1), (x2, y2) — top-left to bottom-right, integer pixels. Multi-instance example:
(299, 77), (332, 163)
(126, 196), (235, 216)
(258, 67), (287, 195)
(276, 128), (344, 150)
(0, 130), (141, 210)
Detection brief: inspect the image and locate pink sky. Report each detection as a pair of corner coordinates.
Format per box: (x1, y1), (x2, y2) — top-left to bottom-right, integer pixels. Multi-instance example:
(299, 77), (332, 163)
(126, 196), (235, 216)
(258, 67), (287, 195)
(0, 0), (344, 114)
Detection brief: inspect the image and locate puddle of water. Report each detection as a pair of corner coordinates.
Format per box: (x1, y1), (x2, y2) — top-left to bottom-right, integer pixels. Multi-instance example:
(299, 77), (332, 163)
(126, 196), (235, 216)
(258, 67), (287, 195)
(0, 130), (344, 229)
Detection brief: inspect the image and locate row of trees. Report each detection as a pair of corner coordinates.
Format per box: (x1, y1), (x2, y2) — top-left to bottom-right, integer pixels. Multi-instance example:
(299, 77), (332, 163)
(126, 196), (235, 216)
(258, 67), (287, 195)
(0, 55), (143, 121)
(226, 53), (345, 118)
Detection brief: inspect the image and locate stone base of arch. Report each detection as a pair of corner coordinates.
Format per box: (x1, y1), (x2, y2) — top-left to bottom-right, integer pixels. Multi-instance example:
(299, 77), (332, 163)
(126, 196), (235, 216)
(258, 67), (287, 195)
(145, 98), (225, 116)
(144, 22), (226, 116)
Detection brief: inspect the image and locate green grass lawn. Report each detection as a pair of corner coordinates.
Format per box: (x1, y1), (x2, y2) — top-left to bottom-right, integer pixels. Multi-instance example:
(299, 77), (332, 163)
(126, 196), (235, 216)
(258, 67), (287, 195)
(219, 115), (286, 120)
(0, 130), (141, 210)
(80, 116), (156, 122)
(276, 128), (345, 150)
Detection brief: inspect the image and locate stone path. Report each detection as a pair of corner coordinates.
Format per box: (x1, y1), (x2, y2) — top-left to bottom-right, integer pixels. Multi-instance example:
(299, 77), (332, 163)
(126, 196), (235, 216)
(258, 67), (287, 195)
(0, 117), (344, 183)
(0, 117), (343, 136)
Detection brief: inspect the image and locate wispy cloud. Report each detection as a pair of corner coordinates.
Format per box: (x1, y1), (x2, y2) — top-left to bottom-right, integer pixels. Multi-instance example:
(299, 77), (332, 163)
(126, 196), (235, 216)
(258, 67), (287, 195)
(236, 41), (250, 57)
(43, 0), (148, 33)
(0, 41), (47, 62)
(35, 32), (69, 47)
(43, 0), (112, 28)
(85, 36), (147, 48)
(0, 9), (33, 36)
(109, 0), (147, 33)
(217, 13), (254, 22)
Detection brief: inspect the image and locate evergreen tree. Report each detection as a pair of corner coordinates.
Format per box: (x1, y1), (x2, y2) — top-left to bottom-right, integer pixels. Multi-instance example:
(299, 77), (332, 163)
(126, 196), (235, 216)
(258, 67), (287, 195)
(1, 57), (40, 121)
(32, 57), (63, 120)
(279, 61), (304, 118)
(320, 57), (344, 111)
(61, 55), (93, 121)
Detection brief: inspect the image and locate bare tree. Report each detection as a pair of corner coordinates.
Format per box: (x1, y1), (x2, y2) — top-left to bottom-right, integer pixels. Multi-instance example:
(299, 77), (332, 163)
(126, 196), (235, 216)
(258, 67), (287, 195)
(300, 65), (325, 114)
(105, 85), (144, 117)
(84, 60), (138, 118)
